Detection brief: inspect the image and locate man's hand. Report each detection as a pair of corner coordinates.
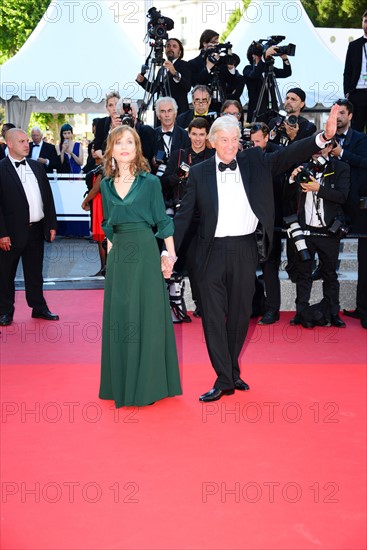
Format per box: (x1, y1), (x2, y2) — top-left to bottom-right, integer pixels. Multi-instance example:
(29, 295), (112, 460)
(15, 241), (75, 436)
(300, 175), (320, 193)
(161, 256), (174, 279)
(49, 230), (56, 242)
(290, 165), (304, 181)
(0, 236), (11, 251)
(136, 73), (145, 83)
(163, 60), (176, 75)
(324, 104), (339, 139)
(284, 122), (299, 141)
(330, 143), (342, 157)
(37, 157), (47, 165)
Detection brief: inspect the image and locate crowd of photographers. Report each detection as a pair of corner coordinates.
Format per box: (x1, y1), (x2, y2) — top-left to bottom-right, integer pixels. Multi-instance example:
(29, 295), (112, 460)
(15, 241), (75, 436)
(2, 9), (366, 329)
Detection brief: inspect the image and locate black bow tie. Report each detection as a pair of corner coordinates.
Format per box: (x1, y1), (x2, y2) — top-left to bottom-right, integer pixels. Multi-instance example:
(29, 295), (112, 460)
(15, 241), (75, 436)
(33, 143), (40, 147)
(162, 131), (172, 137)
(218, 159), (237, 172)
(15, 159), (26, 168)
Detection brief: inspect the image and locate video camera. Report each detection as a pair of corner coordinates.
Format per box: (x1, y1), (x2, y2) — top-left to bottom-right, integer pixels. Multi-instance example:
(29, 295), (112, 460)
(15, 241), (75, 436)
(119, 99), (134, 128)
(205, 42), (235, 66)
(147, 7), (174, 41)
(294, 156), (328, 185)
(248, 35), (296, 59)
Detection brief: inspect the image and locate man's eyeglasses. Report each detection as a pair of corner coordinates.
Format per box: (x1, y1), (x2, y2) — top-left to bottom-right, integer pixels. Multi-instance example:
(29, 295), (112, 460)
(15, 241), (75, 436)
(222, 112), (241, 118)
(193, 98), (209, 104)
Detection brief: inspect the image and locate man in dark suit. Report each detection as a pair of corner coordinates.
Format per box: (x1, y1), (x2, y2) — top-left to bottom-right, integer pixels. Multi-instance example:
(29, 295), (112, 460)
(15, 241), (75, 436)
(343, 10), (367, 132)
(136, 38), (191, 115)
(152, 97), (190, 182)
(176, 85), (215, 130)
(331, 99), (367, 329)
(28, 127), (59, 173)
(165, 107), (339, 402)
(0, 129), (59, 326)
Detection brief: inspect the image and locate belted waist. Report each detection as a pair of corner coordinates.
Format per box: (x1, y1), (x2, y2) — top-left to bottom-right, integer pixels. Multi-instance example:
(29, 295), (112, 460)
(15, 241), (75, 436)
(214, 232), (256, 242)
(113, 222), (150, 234)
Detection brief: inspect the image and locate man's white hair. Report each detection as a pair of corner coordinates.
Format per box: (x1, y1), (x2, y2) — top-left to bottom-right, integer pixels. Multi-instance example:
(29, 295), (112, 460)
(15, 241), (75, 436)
(208, 115), (240, 142)
(154, 96), (178, 116)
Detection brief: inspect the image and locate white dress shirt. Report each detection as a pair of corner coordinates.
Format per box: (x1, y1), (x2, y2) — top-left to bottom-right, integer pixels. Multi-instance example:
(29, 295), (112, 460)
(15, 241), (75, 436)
(214, 155), (258, 237)
(9, 156), (44, 223)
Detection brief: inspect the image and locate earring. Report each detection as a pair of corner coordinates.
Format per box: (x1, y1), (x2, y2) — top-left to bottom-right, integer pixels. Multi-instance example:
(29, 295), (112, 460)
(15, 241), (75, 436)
(111, 157), (116, 170)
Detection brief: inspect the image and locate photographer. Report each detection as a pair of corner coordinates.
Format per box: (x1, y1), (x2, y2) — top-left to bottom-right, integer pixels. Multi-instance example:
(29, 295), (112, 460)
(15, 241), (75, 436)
(287, 142), (350, 328)
(116, 99), (157, 168)
(176, 85), (215, 130)
(268, 88), (316, 145)
(330, 99), (367, 328)
(136, 38), (191, 115)
(243, 43), (292, 123)
(161, 118), (215, 317)
(152, 97), (190, 182)
(194, 42), (243, 111)
(94, 92), (122, 158)
(189, 29), (220, 86)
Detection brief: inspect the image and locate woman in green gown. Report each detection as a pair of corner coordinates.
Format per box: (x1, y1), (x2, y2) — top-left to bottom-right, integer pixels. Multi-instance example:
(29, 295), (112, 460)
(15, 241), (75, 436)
(99, 126), (182, 407)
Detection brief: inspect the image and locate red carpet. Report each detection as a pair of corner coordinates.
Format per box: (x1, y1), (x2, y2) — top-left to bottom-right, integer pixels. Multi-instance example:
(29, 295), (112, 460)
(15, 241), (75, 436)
(1, 290), (366, 550)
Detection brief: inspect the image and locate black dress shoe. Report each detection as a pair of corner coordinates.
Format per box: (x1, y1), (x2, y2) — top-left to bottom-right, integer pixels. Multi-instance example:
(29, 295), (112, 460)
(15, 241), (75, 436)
(361, 317), (367, 330)
(234, 379), (250, 391)
(199, 388), (234, 402)
(193, 307), (201, 318)
(330, 314), (346, 328)
(0, 313), (13, 326)
(290, 314), (301, 326)
(343, 308), (362, 319)
(32, 309), (59, 321)
(258, 311), (280, 325)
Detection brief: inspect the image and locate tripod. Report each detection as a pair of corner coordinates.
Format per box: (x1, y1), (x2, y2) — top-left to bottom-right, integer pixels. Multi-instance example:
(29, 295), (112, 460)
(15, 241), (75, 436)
(252, 61), (283, 123)
(138, 42), (172, 122)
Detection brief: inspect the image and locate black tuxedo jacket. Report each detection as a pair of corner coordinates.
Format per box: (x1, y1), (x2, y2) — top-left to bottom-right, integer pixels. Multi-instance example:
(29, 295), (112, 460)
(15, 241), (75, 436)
(0, 157), (57, 248)
(139, 59), (192, 114)
(173, 134), (324, 275)
(28, 141), (59, 173)
(154, 124), (190, 160)
(343, 37), (366, 95)
(94, 116), (111, 153)
(295, 158), (350, 229)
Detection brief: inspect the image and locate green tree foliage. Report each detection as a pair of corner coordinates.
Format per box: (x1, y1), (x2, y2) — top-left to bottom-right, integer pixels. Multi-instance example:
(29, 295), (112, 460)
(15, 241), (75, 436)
(0, 0), (51, 63)
(295, 0), (365, 28)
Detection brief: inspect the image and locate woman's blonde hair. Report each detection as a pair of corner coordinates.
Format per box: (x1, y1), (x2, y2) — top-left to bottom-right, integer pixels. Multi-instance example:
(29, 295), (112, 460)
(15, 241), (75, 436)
(103, 126), (150, 178)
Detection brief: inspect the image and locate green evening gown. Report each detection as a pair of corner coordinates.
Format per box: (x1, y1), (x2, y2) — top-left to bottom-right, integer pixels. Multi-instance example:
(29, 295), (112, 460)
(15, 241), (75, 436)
(99, 172), (182, 407)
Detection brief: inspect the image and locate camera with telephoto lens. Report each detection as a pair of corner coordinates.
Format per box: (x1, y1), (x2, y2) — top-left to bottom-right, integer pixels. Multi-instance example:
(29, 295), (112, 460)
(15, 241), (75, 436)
(119, 99), (134, 128)
(147, 7), (174, 41)
(176, 162), (190, 180)
(294, 156), (328, 185)
(248, 35), (296, 59)
(283, 214), (311, 262)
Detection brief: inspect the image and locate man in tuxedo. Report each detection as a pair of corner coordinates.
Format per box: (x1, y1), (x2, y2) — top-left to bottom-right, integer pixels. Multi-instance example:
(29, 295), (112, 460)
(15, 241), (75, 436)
(343, 10), (367, 132)
(28, 127), (59, 173)
(152, 97), (190, 182)
(176, 85), (214, 130)
(166, 106), (339, 402)
(330, 99), (367, 329)
(136, 38), (191, 115)
(0, 129), (59, 326)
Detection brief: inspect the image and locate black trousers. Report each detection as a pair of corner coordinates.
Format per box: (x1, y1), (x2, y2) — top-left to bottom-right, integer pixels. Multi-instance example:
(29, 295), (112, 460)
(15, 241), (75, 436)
(293, 234), (340, 314)
(260, 231), (282, 312)
(0, 222), (47, 316)
(197, 234), (258, 390)
(356, 236), (367, 315)
(349, 89), (367, 133)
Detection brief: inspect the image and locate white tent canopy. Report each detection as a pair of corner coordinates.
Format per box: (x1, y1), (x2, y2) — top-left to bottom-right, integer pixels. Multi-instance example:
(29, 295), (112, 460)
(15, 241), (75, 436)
(0, 0), (144, 128)
(228, 0), (345, 109)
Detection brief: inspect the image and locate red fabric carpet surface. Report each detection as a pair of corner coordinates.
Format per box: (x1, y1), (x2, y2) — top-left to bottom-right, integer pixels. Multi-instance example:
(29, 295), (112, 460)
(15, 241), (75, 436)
(1, 290), (366, 550)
